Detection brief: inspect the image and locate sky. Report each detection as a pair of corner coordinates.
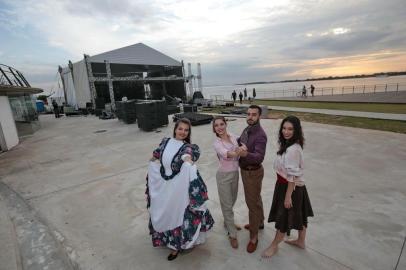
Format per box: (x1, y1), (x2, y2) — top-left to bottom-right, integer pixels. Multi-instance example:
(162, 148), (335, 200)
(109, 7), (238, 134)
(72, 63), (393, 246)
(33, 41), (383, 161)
(1, 0), (406, 94)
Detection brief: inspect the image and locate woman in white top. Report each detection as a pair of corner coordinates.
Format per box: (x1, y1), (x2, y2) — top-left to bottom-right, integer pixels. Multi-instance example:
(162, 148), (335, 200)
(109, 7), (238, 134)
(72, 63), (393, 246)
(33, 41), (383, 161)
(212, 116), (243, 249)
(262, 116), (313, 258)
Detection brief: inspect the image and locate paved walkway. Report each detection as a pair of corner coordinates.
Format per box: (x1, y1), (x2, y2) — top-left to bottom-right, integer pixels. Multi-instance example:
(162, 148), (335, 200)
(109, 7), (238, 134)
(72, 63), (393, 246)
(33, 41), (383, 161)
(266, 105), (406, 121)
(264, 91), (406, 103)
(0, 182), (76, 270)
(236, 103), (406, 120)
(0, 193), (20, 270)
(0, 115), (405, 270)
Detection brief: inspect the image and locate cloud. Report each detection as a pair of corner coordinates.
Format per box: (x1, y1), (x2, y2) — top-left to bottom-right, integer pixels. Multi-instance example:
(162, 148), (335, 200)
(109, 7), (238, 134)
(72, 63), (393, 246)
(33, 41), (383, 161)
(282, 29), (391, 59)
(2, 0), (278, 58)
(1, 0), (406, 92)
(283, 50), (406, 78)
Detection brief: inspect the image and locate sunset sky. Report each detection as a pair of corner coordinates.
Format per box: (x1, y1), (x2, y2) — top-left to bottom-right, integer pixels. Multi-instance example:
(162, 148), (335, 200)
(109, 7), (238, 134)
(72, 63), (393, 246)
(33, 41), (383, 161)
(1, 0), (405, 93)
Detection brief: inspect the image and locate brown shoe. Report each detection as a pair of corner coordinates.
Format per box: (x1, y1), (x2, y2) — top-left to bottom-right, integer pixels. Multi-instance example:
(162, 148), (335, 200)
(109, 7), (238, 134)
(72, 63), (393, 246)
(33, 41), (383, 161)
(246, 239), (258, 253)
(244, 224), (264, 230)
(229, 237), (239, 249)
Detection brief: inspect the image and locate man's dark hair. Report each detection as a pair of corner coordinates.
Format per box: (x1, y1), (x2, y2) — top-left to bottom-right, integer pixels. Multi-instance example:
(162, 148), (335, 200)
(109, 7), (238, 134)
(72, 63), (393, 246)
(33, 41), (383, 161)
(248, 104), (262, 116)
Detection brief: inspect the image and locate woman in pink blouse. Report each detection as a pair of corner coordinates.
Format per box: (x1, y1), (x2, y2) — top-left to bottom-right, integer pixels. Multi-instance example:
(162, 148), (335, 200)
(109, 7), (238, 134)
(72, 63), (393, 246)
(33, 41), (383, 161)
(262, 116), (313, 258)
(212, 116), (244, 249)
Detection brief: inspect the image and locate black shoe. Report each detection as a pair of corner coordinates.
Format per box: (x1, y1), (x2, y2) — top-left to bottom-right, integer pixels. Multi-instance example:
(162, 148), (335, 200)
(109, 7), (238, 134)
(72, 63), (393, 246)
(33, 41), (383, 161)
(244, 224), (265, 230)
(167, 251), (179, 261)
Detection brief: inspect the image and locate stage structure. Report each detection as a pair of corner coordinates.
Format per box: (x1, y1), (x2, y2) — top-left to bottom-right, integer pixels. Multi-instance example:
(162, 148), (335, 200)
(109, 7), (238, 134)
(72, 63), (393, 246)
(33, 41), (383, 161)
(58, 43), (190, 110)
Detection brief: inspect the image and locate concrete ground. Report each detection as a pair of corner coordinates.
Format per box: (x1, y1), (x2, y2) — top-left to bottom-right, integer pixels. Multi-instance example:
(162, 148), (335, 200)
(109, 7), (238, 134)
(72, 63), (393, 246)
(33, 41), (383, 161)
(0, 114), (405, 270)
(0, 193), (21, 270)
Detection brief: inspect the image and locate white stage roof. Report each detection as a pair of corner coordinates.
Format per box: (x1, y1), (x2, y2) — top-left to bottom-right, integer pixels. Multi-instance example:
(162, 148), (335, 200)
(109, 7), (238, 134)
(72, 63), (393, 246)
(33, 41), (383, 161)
(87, 43), (182, 66)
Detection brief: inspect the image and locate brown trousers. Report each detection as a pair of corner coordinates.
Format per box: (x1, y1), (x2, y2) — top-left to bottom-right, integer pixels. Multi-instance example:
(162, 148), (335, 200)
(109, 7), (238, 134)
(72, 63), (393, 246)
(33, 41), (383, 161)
(241, 166), (264, 238)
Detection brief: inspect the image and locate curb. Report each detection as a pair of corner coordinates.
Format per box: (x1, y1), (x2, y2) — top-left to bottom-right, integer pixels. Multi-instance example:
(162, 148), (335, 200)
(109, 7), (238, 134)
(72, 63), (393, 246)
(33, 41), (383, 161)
(0, 182), (77, 270)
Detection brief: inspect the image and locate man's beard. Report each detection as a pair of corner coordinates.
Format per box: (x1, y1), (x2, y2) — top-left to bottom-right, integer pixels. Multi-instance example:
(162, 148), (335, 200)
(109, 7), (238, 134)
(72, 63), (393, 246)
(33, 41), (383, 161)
(247, 119), (258, 126)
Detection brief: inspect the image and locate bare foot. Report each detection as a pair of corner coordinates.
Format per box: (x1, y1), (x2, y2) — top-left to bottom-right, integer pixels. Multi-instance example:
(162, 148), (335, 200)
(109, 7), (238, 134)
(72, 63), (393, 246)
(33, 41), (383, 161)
(261, 245), (278, 258)
(285, 239), (305, 249)
(229, 237), (239, 249)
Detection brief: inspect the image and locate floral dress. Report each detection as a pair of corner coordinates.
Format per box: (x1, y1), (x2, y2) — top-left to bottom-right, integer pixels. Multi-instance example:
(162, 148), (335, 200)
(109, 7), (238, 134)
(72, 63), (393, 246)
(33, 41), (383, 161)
(146, 137), (214, 251)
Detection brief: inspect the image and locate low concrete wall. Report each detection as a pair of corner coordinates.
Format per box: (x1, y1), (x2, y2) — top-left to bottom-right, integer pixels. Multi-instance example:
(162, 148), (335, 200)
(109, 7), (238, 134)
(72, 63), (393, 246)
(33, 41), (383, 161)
(0, 96), (19, 151)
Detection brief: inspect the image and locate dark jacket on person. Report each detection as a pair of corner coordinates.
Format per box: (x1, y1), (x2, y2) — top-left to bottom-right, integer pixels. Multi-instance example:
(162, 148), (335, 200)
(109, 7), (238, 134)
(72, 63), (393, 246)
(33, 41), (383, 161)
(237, 123), (267, 169)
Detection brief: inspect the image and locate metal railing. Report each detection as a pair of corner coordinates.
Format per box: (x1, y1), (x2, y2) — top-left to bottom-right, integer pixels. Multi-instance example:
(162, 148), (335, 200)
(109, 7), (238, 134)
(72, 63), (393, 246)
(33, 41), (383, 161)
(0, 64), (31, 87)
(255, 83), (406, 99)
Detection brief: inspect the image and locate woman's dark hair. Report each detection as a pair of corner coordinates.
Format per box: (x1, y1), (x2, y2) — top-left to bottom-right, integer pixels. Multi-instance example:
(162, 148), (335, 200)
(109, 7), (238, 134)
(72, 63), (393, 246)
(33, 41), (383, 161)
(173, 118), (192, 143)
(277, 115), (304, 155)
(212, 116), (227, 137)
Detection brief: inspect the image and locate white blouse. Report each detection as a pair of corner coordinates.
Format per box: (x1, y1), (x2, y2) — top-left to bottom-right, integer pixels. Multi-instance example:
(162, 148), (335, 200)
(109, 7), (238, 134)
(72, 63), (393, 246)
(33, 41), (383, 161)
(161, 138), (184, 176)
(161, 138), (193, 176)
(273, 143), (305, 186)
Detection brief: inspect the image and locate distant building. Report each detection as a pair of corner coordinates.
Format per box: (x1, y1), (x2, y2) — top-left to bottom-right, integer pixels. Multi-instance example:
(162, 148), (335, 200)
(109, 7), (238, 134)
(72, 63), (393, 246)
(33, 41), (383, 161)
(59, 43), (187, 109)
(0, 64), (43, 151)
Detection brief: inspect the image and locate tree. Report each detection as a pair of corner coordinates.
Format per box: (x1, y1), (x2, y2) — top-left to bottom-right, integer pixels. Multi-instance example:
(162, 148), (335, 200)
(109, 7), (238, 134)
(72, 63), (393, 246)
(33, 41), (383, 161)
(37, 95), (48, 104)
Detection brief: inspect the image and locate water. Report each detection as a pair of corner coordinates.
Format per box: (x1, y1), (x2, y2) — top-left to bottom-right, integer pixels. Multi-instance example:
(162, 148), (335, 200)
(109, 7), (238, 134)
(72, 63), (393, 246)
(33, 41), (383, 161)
(201, 75), (406, 99)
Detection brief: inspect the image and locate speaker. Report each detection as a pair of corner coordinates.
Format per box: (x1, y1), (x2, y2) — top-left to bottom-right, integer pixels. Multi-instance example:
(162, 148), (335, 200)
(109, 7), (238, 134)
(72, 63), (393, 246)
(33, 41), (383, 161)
(183, 104), (197, 112)
(121, 100), (137, 124)
(136, 101), (168, 131)
(95, 98), (105, 109)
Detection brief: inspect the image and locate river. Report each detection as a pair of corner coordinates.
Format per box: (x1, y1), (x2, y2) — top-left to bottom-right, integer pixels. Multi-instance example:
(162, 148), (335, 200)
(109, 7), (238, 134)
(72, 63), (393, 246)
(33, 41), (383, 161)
(200, 75), (406, 99)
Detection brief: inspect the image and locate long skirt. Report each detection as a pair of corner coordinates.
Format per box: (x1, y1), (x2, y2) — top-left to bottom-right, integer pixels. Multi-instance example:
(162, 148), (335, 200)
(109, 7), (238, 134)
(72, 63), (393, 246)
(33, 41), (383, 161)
(147, 162), (214, 250)
(267, 181), (314, 233)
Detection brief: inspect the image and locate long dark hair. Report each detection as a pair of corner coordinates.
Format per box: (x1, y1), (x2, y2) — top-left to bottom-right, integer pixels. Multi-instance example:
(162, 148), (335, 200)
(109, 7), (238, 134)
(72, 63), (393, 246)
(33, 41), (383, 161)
(212, 116), (227, 137)
(277, 116), (304, 155)
(173, 118), (192, 143)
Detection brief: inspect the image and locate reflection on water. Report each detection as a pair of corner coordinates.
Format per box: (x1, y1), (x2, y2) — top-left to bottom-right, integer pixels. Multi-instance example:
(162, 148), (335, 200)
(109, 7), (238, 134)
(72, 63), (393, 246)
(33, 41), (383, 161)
(202, 75), (406, 99)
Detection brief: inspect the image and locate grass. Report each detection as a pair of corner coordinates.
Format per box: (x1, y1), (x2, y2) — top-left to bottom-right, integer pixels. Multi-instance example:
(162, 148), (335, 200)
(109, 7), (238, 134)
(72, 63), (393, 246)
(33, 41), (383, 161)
(204, 107), (406, 134)
(268, 110), (406, 134)
(250, 99), (406, 114)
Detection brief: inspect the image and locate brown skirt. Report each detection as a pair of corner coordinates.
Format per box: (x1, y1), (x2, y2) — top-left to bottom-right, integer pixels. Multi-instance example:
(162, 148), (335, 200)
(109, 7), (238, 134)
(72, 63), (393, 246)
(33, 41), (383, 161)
(267, 181), (314, 233)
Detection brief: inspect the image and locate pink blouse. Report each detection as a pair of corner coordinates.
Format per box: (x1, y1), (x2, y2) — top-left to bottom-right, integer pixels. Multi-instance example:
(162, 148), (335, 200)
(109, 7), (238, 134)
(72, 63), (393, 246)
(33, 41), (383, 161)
(213, 133), (240, 172)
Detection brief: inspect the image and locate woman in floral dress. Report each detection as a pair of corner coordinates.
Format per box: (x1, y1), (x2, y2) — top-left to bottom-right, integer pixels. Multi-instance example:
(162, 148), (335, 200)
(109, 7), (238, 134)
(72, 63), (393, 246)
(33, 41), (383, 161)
(146, 118), (214, 261)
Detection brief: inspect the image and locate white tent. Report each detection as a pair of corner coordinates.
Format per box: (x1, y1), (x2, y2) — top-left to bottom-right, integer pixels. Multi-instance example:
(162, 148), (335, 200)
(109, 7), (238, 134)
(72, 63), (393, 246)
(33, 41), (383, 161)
(72, 60), (91, 108)
(61, 66), (79, 109)
(88, 42), (181, 66)
(60, 43), (182, 108)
